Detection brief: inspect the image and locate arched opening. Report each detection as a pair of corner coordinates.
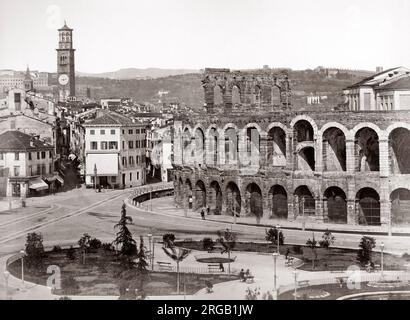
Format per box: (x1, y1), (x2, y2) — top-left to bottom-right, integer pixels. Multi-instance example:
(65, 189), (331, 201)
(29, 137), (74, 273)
(355, 127), (379, 172)
(226, 182), (241, 216)
(210, 181), (222, 215)
(268, 185), (288, 219)
(298, 146), (315, 171)
(225, 128), (238, 164)
(390, 188), (410, 225)
(294, 120), (314, 142)
(214, 85), (223, 106)
(322, 127), (346, 171)
(389, 128), (410, 174)
(324, 187), (347, 224)
(246, 183), (263, 218)
(208, 128), (219, 166)
(271, 85), (280, 105)
(232, 85), (241, 107)
(182, 128), (192, 165)
(176, 177), (184, 206)
(246, 126), (260, 167)
(356, 188), (380, 226)
(195, 128), (205, 165)
(295, 186), (315, 217)
(253, 85), (261, 106)
(267, 127), (286, 167)
(195, 180), (207, 210)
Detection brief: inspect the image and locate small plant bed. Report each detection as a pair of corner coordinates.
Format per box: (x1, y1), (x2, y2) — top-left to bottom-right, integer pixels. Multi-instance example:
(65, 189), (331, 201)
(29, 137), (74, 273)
(7, 247), (238, 297)
(175, 240), (410, 272)
(278, 282), (410, 300)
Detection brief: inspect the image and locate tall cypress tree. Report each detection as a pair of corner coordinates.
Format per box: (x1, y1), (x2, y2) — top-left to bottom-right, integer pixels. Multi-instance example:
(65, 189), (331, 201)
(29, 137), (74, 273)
(113, 204), (137, 257)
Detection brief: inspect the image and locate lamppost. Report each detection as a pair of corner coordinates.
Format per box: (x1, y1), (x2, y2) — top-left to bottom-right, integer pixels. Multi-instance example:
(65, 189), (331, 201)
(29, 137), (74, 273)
(380, 242), (384, 278)
(272, 252), (279, 299)
(20, 250), (26, 285)
(293, 270), (298, 300)
(3, 271), (10, 299)
(276, 224), (281, 254)
(93, 164), (97, 192)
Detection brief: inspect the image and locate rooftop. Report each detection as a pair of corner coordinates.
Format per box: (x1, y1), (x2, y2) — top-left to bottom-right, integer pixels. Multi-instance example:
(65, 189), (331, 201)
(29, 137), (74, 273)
(345, 66), (410, 89)
(0, 130), (53, 151)
(84, 111), (135, 126)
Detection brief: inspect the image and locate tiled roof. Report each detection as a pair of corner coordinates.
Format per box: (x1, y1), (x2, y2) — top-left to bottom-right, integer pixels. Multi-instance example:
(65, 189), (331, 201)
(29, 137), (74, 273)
(345, 67), (408, 89)
(85, 111), (134, 126)
(377, 75), (410, 90)
(0, 130), (53, 151)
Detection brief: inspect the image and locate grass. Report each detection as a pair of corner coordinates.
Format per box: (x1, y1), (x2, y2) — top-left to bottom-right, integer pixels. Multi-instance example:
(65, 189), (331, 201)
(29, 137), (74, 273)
(7, 248), (238, 297)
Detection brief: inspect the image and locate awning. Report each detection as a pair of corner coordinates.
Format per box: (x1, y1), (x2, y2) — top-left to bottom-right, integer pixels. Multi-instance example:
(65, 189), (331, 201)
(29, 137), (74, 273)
(45, 175), (65, 185)
(29, 178), (49, 191)
(86, 153), (119, 176)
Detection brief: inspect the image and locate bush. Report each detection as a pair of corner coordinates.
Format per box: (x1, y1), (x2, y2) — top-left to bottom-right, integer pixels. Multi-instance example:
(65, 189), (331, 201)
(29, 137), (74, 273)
(265, 227), (285, 246)
(102, 242), (114, 252)
(62, 276), (80, 295)
(52, 245), (63, 253)
(162, 233), (176, 247)
(89, 238), (102, 250)
(292, 245), (303, 255)
(319, 230), (335, 250)
(25, 232), (45, 270)
(66, 246), (76, 260)
(202, 238), (214, 252)
(357, 236), (376, 266)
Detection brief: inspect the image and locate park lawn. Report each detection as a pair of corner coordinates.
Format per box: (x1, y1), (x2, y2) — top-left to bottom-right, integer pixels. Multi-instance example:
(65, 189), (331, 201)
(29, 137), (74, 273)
(7, 248), (238, 297)
(176, 240), (410, 272)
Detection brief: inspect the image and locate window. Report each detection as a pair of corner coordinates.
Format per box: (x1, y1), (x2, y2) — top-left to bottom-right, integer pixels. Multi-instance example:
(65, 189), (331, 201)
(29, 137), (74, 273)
(137, 172), (140, 180)
(129, 173), (132, 181)
(41, 151), (46, 159)
(128, 141), (134, 149)
(136, 155), (140, 165)
(101, 141), (108, 150)
(14, 153), (19, 160)
(49, 151), (52, 158)
(13, 166), (20, 177)
(91, 142), (98, 150)
(122, 157), (127, 166)
(129, 129), (133, 134)
(100, 129), (105, 135)
(0, 153), (4, 160)
(136, 129), (140, 134)
(111, 176), (116, 183)
(136, 141), (140, 148)
(110, 129), (116, 135)
(122, 130), (125, 134)
(109, 141), (118, 149)
(37, 152), (40, 159)
(42, 164), (46, 175)
(37, 164), (41, 175)
(129, 156), (134, 166)
(28, 165), (32, 176)
(49, 164), (53, 174)
(90, 130), (95, 135)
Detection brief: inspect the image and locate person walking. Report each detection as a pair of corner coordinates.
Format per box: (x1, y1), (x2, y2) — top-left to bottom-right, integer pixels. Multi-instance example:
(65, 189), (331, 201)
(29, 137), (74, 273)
(219, 262), (225, 272)
(201, 209), (205, 220)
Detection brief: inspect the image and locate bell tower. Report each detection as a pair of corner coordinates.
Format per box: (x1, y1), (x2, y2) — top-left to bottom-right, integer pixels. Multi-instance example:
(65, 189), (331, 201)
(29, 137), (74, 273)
(56, 21), (75, 102)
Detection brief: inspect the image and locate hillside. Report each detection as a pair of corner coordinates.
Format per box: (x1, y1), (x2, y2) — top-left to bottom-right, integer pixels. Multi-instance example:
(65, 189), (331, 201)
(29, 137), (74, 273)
(77, 68), (199, 80)
(76, 69), (371, 109)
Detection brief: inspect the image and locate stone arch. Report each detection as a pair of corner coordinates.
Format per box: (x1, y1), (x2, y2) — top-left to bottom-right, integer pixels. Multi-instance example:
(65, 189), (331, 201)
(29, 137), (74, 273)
(268, 185), (288, 219)
(194, 126), (206, 165)
(244, 124), (262, 167)
(209, 181), (222, 215)
(182, 127), (193, 165)
(355, 127), (380, 172)
(195, 180), (207, 210)
(232, 84), (241, 107)
(322, 127), (346, 171)
(224, 127), (239, 164)
(324, 186), (347, 224)
(207, 126), (219, 166)
(267, 126), (287, 167)
(290, 115), (318, 136)
(388, 127), (410, 174)
(245, 182), (263, 219)
(390, 188), (410, 225)
(320, 122), (350, 140)
(356, 187), (380, 226)
(226, 181), (241, 216)
(294, 185), (315, 216)
(214, 85), (224, 106)
(252, 85), (262, 106)
(293, 120), (315, 142)
(352, 123), (382, 139)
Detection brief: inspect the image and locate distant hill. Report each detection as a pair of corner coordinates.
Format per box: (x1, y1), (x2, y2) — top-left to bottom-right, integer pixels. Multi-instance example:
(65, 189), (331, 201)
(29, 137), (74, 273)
(77, 68), (200, 80)
(76, 69), (374, 110)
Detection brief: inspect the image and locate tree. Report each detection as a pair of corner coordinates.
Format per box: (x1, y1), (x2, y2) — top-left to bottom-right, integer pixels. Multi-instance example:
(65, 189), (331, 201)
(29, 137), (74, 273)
(136, 236), (149, 272)
(162, 242), (191, 294)
(216, 229), (237, 275)
(25, 232), (45, 270)
(357, 236), (376, 266)
(306, 233), (318, 269)
(319, 230), (335, 250)
(162, 233), (176, 248)
(78, 233), (91, 264)
(66, 246), (76, 261)
(265, 227), (285, 249)
(202, 237), (214, 252)
(113, 204), (137, 257)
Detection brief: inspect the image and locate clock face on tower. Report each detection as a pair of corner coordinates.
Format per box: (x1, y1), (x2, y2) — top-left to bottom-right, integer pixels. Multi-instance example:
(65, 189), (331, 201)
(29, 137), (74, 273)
(58, 74), (69, 86)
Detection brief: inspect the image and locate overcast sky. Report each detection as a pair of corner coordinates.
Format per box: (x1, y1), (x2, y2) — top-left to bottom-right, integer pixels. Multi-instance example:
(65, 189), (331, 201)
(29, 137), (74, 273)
(1, 0), (409, 73)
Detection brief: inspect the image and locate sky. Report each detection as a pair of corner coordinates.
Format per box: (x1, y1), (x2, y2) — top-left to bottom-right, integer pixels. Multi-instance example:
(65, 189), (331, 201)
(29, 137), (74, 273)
(1, 0), (410, 73)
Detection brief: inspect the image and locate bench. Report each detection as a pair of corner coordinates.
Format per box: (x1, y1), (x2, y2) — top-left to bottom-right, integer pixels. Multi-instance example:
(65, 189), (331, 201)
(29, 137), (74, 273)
(208, 264), (221, 273)
(157, 261), (173, 271)
(297, 280), (310, 287)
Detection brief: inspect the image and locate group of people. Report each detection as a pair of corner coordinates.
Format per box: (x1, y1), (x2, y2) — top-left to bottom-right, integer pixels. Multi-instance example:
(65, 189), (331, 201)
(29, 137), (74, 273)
(238, 269), (253, 282)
